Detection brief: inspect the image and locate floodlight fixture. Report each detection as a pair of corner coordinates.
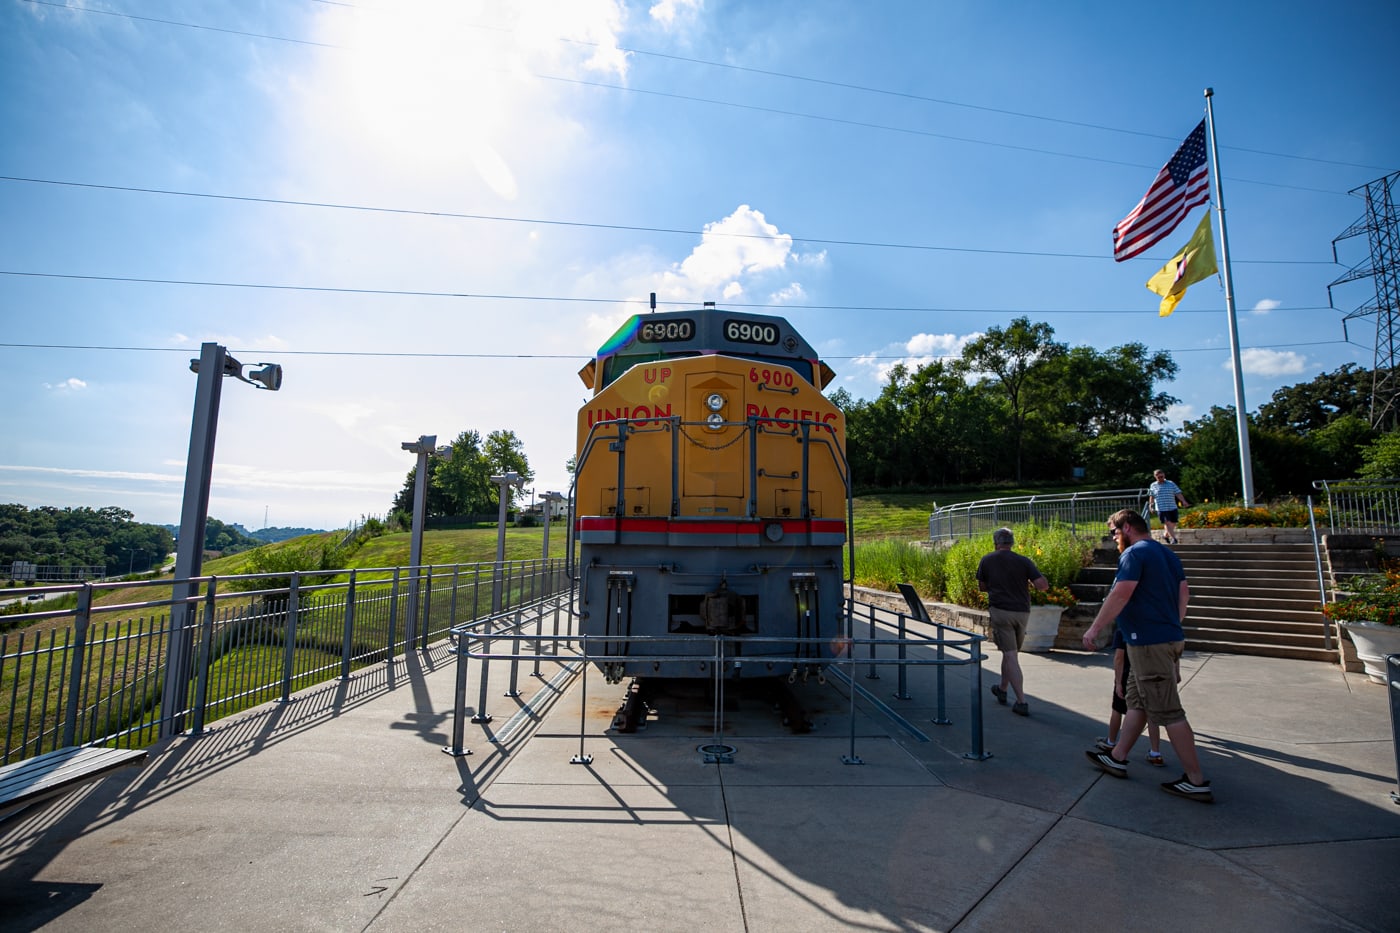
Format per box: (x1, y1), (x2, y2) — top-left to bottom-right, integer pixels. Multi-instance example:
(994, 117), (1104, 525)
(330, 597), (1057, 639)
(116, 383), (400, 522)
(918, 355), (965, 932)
(189, 353), (283, 391)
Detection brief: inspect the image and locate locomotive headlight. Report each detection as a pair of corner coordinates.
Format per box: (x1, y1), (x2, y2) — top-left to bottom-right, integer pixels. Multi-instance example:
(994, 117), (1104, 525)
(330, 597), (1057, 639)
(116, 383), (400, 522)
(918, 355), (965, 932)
(705, 392), (725, 412)
(706, 412), (725, 430)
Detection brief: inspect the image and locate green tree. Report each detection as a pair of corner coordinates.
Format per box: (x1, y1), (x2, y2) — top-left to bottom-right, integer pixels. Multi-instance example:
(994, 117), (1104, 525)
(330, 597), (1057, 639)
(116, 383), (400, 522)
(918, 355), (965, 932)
(1309, 414), (1375, 479)
(957, 317), (1065, 482)
(434, 430), (491, 515)
(1359, 431), (1400, 480)
(484, 429), (532, 509)
(1049, 343), (1179, 435)
(1178, 406), (1250, 502)
(1079, 433), (1167, 488)
(1256, 363), (1375, 433)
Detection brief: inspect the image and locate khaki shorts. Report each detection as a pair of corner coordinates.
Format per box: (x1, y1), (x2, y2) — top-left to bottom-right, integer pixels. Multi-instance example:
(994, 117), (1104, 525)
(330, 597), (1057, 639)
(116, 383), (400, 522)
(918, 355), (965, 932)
(988, 607), (1028, 653)
(1124, 641), (1186, 727)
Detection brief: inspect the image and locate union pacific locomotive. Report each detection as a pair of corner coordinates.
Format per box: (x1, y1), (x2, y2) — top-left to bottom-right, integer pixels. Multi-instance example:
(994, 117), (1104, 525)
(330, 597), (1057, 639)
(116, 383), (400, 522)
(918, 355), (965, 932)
(572, 305), (851, 696)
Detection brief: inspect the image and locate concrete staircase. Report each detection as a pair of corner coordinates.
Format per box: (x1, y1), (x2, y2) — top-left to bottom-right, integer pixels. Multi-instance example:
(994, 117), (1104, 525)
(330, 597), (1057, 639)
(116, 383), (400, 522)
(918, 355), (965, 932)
(1063, 536), (1337, 663)
(1174, 541), (1335, 662)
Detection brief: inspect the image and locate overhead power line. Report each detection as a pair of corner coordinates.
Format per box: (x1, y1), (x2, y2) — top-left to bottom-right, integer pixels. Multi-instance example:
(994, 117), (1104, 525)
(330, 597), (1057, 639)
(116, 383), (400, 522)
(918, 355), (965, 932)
(21, 0), (1389, 179)
(0, 176), (1340, 265)
(0, 338), (1353, 361)
(0, 269), (1340, 313)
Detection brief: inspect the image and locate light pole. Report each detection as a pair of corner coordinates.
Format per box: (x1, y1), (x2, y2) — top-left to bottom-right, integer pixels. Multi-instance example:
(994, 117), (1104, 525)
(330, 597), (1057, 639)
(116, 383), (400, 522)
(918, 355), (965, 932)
(541, 491), (565, 561)
(400, 435), (445, 645)
(490, 471), (525, 614)
(162, 342), (282, 738)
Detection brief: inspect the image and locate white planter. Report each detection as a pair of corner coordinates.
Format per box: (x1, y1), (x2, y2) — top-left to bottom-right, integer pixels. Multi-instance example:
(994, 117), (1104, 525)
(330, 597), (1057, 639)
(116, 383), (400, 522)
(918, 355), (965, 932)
(1340, 620), (1400, 684)
(1023, 605), (1065, 652)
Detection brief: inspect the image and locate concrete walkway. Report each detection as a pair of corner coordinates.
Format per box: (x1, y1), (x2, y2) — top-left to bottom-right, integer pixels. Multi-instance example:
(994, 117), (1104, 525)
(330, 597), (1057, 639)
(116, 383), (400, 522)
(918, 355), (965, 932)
(2, 639), (1397, 932)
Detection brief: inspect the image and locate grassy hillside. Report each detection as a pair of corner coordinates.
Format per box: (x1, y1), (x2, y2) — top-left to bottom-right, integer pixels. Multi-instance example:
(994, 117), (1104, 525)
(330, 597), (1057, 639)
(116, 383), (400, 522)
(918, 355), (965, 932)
(851, 484), (1090, 540)
(203, 526), (571, 577)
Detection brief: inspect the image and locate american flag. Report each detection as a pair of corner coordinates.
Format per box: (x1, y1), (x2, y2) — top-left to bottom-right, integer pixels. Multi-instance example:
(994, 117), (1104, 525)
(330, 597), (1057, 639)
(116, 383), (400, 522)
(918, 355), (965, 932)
(1112, 120), (1210, 262)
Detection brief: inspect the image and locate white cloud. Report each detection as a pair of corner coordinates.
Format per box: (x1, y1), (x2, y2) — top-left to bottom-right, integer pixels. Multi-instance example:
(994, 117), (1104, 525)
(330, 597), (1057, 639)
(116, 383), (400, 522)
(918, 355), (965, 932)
(849, 332), (978, 386)
(769, 283), (806, 304)
(43, 378), (87, 392)
(650, 0), (702, 29)
(1250, 299), (1281, 315)
(1164, 402), (1196, 429)
(1229, 348), (1308, 377)
(655, 205), (797, 300)
(576, 206), (810, 356)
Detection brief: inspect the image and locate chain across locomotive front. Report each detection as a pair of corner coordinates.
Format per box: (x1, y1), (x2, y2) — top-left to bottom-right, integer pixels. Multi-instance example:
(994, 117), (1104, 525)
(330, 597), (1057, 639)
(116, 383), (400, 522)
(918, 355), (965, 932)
(573, 309), (851, 683)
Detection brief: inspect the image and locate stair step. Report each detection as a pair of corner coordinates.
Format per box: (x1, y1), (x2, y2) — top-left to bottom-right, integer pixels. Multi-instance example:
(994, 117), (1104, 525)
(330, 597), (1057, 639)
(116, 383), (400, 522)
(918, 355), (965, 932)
(1189, 585), (1321, 600)
(1185, 621), (1329, 644)
(1185, 613), (1329, 631)
(1182, 639), (1339, 663)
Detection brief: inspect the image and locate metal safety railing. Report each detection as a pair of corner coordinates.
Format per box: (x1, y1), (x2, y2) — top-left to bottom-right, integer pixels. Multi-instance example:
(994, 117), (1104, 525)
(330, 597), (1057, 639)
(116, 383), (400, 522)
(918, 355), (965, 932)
(0, 558), (568, 765)
(447, 598), (991, 765)
(928, 488), (1149, 542)
(1313, 480), (1400, 535)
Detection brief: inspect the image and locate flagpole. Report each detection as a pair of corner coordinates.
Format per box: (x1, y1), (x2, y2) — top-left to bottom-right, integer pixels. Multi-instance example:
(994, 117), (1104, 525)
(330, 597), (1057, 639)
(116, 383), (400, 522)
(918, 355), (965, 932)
(1204, 87), (1256, 506)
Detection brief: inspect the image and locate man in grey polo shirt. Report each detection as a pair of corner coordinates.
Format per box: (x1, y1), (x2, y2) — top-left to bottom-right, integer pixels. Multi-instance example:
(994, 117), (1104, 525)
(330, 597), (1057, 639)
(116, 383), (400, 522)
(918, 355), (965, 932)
(976, 527), (1048, 716)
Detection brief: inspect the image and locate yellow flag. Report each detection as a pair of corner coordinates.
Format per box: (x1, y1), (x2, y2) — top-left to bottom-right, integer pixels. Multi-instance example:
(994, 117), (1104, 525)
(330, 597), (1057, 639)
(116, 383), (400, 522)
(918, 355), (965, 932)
(1145, 212), (1218, 317)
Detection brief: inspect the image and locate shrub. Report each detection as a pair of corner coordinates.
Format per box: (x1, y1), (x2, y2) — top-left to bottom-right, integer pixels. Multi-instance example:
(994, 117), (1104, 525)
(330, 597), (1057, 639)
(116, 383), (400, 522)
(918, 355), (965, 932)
(1321, 563), (1400, 627)
(1176, 499), (1323, 529)
(854, 522), (1095, 610)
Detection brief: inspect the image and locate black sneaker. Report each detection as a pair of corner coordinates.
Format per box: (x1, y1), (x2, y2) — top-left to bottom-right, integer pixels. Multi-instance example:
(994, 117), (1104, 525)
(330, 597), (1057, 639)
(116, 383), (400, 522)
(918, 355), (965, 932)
(1085, 749), (1128, 778)
(990, 684), (1008, 706)
(1161, 774), (1213, 803)
(1012, 701), (1029, 716)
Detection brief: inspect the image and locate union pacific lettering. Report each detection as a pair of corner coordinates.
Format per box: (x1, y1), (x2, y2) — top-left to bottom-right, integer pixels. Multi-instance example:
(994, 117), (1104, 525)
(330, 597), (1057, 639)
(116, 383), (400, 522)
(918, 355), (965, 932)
(587, 404), (673, 428)
(745, 404), (839, 429)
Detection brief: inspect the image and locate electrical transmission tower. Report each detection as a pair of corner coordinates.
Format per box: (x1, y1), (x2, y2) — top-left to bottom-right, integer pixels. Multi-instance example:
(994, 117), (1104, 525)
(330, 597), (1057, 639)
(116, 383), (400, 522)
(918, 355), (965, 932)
(1330, 170), (1400, 431)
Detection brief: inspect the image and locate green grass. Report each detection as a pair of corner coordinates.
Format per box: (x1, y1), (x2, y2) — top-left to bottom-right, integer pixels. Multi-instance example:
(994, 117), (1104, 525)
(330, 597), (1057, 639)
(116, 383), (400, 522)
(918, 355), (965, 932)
(852, 484), (1091, 540)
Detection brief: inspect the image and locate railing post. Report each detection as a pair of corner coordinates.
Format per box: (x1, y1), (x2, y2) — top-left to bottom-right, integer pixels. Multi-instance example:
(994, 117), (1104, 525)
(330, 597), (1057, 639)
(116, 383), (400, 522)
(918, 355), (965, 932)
(1387, 653), (1400, 805)
(420, 565), (434, 650)
(191, 578), (219, 734)
(445, 628), (472, 758)
(506, 608), (522, 698)
(473, 615), (494, 725)
(281, 571), (301, 702)
(340, 570), (357, 680)
(61, 584), (93, 748)
(894, 609), (910, 700)
(387, 568), (401, 664)
(965, 638), (990, 760)
(448, 565), (460, 630)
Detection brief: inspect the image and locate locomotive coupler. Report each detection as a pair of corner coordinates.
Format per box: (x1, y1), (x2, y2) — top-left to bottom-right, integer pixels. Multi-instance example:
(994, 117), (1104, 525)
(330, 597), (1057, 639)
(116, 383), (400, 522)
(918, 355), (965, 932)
(699, 580), (747, 634)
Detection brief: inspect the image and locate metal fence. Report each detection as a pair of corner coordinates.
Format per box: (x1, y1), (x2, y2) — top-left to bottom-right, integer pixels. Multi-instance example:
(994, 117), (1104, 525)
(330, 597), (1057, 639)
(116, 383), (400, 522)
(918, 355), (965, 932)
(0, 558), (568, 765)
(1313, 480), (1400, 535)
(928, 488), (1149, 542)
(447, 598), (992, 764)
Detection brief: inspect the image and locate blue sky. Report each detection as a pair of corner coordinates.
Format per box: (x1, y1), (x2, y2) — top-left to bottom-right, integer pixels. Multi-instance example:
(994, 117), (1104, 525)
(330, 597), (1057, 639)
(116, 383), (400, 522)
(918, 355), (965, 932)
(2, 0), (1397, 531)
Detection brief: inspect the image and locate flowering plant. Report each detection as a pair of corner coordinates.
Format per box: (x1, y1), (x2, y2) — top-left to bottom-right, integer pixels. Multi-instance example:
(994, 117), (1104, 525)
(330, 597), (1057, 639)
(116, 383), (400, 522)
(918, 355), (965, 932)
(1030, 585), (1077, 608)
(1321, 566), (1400, 627)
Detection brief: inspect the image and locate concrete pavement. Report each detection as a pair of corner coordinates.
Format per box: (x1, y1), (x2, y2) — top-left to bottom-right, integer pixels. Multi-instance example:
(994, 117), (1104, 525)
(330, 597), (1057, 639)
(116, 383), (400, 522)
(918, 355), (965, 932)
(2, 633), (1397, 932)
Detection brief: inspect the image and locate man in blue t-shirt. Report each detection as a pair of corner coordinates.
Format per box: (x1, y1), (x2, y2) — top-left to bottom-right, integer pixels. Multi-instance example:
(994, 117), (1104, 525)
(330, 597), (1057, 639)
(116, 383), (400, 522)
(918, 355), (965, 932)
(1081, 509), (1212, 803)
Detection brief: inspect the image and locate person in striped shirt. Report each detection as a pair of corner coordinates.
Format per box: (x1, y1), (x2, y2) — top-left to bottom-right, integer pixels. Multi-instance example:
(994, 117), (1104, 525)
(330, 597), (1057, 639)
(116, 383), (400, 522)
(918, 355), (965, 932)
(1148, 469), (1191, 545)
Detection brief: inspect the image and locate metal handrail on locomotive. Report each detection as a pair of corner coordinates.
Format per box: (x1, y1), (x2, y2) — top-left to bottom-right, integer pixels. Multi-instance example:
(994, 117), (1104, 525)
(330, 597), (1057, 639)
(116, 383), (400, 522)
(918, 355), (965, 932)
(574, 307), (851, 685)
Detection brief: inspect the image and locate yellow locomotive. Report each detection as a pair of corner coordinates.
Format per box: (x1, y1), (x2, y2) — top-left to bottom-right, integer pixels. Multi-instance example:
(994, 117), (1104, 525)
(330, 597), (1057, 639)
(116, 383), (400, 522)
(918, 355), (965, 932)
(573, 306), (850, 691)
